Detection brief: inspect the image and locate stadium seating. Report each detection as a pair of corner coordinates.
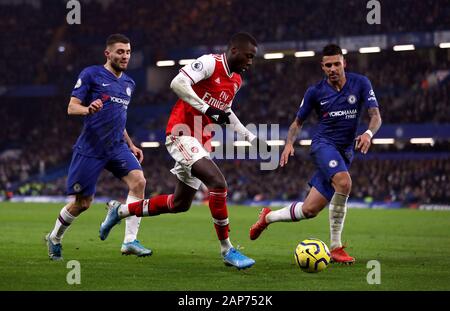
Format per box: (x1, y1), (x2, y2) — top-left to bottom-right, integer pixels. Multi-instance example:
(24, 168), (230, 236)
(1, 0), (449, 205)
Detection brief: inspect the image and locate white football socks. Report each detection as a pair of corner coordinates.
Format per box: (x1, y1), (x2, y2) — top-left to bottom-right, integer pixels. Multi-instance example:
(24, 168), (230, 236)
(220, 238), (233, 256)
(124, 195), (142, 243)
(117, 202), (131, 218)
(266, 202), (305, 223)
(49, 205), (76, 244)
(329, 192), (349, 250)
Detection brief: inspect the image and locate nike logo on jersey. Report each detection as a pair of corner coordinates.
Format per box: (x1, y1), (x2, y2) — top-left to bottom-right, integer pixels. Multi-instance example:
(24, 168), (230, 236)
(102, 83), (111, 87)
(320, 100), (328, 105)
(215, 77), (221, 84)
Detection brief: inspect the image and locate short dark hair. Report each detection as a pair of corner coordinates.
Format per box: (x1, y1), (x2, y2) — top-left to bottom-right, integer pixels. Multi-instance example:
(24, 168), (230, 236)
(228, 32), (258, 49)
(106, 33), (130, 47)
(322, 44), (343, 57)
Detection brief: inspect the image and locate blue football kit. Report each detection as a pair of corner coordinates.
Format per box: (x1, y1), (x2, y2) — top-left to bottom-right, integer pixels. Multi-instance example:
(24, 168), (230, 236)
(67, 65), (141, 196)
(296, 72), (379, 201)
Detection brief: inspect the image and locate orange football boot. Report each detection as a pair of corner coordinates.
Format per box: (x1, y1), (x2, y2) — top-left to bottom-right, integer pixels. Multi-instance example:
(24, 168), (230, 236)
(330, 246), (355, 264)
(249, 207), (272, 240)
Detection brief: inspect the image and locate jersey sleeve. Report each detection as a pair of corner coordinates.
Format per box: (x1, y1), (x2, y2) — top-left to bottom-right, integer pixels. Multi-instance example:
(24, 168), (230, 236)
(71, 68), (92, 103)
(179, 54), (216, 84)
(296, 87), (316, 121)
(361, 76), (379, 108)
(129, 79), (136, 98)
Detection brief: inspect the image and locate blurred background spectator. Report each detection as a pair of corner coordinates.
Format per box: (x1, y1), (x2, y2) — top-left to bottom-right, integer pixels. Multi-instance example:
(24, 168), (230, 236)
(1, 0), (449, 205)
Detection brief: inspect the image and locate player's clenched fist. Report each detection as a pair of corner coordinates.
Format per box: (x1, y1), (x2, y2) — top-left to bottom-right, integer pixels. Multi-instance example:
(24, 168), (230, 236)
(280, 144), (295, 167)
(87, 99), (103, 115)
(204, 106), (231, 125)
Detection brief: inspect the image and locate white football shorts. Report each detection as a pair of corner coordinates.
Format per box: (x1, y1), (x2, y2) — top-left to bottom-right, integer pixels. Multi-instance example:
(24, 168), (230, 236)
(165, 135), (209, 190)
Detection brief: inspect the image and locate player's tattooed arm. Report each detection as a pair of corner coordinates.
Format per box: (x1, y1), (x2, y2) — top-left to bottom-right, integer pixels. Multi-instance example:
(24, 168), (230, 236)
(355, 107), (382, 154)
(286, 118), (303, 146)
(280, 118), (303, 167)
(367, 107), (382, 136)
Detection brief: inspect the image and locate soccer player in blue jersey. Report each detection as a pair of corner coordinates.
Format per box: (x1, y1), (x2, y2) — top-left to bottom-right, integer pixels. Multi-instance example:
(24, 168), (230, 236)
(45, 34), (151, 260)
(250, 44), (382, 263)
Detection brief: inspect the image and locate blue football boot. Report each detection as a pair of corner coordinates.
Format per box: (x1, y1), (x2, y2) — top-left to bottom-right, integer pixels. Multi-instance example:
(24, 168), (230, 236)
(99, 200), (122, 240)
(121, 240), (153, 257)
(223, 248), (255, 270)
(45, 233), (63, 261)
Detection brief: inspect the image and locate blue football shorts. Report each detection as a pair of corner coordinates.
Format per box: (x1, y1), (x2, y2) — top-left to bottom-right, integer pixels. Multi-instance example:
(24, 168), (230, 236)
(66, 144), (142, 196)
(308, 142), (353, 201)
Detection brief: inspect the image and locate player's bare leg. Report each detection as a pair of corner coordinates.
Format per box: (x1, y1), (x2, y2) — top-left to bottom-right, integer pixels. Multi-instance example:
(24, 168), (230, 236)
(250, 187), (328, 240)
(191, 158), (231, 254)
(121, 169), (152, 257)
(191, 157), (255, 269)
(46, 195), (92, 260)
(329, 171), (354, 264)
(121, 178), (197, 216)
(99, 176), (198, 240)
(171, 179), (198, 212)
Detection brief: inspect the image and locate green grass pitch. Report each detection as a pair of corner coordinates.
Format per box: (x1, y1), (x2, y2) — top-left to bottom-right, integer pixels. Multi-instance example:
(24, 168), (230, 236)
(1, 202), (449, 291)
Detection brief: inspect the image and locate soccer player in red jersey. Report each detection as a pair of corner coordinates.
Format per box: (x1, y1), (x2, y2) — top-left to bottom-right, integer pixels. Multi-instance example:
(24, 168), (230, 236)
(100, 32), (268, 269)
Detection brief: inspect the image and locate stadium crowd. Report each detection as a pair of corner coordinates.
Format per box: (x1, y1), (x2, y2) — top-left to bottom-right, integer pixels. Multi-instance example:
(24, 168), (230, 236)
(1, 0), (449, 205)
(132, 49), (450, 129)
(62, 0), (448, 55)
(2, 47), (450, 204)
(2, 47), (450, 203)
(238, 50), (450, 126)
(11, 151), (450, 206)
(0, 97), (80, 193)
(1, 0), (448, 86)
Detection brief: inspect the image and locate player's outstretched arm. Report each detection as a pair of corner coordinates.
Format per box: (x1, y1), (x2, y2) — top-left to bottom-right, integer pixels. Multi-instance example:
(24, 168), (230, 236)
(280, 118), (303, 167)
(67, 97), (103, 116)
(227, 109), (256, 142)
(355, 107), (382, 154)
(170, 73), (230, 124)
(227, 109), (270, 154)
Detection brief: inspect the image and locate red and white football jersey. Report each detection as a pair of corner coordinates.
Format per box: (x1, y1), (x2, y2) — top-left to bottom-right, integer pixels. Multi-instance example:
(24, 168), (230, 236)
(166, 53), (242, 151)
